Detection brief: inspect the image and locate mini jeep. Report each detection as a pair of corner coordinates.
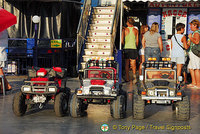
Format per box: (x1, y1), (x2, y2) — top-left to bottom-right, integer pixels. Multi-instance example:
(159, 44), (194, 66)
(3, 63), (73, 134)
(12, 67), (70, 117)
(70, 60), (127, 118)
(133, 58), (190, 121)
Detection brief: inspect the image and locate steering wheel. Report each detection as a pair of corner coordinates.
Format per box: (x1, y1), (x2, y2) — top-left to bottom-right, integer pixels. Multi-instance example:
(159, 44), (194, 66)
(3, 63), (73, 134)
(99, 71), (111, 79)
(159, 72), (173, 79)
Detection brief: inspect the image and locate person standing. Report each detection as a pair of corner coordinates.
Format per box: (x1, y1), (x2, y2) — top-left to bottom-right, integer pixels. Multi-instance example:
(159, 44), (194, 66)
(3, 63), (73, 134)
(0, 30), (12, 93)
(187, 19), (200, 88)
(139, 24), (148, 75)
(121, 18), (138, 82)
(171, 23), (188, 80)
(142, 22), (163, 61)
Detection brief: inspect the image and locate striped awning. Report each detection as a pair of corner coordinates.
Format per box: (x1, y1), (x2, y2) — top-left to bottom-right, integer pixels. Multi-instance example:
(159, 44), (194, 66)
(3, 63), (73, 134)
(123, 0), (199, 2)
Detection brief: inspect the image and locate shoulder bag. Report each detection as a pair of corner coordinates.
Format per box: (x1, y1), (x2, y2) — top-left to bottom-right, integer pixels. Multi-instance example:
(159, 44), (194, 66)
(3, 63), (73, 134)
(191, 31), (200, 57)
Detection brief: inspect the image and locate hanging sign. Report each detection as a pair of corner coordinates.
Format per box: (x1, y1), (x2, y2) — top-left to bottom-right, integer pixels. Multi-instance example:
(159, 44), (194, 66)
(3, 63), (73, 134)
(51, 39), (62, 48)
(148, 2), (200, 8)
(162, 8), (187, 18)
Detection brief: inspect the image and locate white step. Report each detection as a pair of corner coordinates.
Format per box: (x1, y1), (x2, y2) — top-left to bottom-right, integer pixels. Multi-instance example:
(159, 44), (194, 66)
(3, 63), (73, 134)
(84, 49), (111, 56)
(87, 37), (111, 43)
(93, 14), (114, 19)
(93, 9), (115, 15)
(88, 29), (110, 33)
(86, 43), (111, 49)
(83, 55), (113, 62)
(90, 25), (112, 30)
(93, 7), (115, 10)
(88, 32), (111, 37)
(91, 20), (113, 25)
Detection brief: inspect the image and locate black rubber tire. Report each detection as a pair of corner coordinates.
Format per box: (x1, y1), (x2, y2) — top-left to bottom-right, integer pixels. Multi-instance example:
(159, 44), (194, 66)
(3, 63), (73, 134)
(132, 94), (145, 119)
(110, 95), (126, 119)
(69, 93), (83, 117)
(12, 92), (27, 116)
(54, 92), (69, 117)
(175, 96), (190, 121)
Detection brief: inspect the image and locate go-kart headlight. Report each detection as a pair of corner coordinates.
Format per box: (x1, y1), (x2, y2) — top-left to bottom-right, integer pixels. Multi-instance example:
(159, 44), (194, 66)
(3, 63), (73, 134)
(49, 87), (56, 92)
(23, 86), (31, 92)
(145, 82), (154, 89)
(148, 90), (154, 96)
(170, 90), (175, 96)
(37, 72), (45, 77)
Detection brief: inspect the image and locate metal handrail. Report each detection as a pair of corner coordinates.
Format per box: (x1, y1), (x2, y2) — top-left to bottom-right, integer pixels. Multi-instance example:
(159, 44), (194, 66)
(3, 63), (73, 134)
(76, 0), (92, 71)
(110, 0), (119, 35)
(110, 0), (121, 53)
(76, 0), (88, 34)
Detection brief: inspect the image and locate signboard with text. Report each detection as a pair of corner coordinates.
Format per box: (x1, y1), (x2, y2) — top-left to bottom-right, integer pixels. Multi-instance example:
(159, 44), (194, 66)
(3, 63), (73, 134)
(51, 39), (62, 48)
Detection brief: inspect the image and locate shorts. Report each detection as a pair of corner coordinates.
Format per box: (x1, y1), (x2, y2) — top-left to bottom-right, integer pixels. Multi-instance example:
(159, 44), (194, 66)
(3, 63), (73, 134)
(188, 51), (200, 69)
(139, 48), (144, 55)
(124, 49), (138, 59)
(171, 57), (185, 64)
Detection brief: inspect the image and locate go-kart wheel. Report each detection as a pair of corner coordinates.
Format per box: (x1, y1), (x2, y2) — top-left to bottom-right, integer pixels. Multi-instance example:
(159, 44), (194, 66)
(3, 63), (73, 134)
(12, 92), (27, 116)
(132, 94), (145, 119)
(110, 95), (126, 119)
(69, 93), (83, 117)
(54, 92), (69, 117)
(175, 96), (190, 121)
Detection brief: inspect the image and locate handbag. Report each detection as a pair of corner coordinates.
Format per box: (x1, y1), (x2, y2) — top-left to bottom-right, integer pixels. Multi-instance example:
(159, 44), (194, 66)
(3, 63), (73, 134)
(174, 35), (188, 56)
(191, 43), (200, 57)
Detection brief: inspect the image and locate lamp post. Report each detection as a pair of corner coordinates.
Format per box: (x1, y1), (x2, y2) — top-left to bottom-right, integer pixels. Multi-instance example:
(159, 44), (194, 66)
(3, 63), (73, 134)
(32, 15), (40, 67)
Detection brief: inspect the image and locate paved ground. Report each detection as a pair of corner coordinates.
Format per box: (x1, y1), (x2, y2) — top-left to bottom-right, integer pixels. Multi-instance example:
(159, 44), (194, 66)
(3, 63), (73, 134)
(0, 76), (199, 134)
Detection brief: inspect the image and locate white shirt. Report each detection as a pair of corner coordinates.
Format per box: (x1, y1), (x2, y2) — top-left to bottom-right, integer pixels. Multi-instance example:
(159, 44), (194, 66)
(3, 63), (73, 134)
(171, 34), (184, 58)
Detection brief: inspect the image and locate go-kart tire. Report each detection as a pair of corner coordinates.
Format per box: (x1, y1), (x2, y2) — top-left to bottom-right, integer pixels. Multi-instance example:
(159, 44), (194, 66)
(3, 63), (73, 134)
(54, 92), (69, 117)
(69, 93), (83, 117)
(132, 94), (145, 119)
(110, 95), (126, 119)
(12, 92), (27, 116)
(175, 96), (190, 121)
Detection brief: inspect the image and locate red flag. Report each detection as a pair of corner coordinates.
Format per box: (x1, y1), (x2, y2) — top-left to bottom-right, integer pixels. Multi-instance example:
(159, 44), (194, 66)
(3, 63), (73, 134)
(0, 8), (17, 32)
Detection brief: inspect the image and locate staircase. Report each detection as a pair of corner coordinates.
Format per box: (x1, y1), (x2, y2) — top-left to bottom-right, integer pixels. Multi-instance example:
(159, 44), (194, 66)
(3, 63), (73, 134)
(81, 6), (115, 70)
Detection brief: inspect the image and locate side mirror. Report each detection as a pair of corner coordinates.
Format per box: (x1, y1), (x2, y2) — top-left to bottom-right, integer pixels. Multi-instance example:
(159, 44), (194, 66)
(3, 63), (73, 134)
(178, 76), (183, 82)
(139, 75), (143, 81)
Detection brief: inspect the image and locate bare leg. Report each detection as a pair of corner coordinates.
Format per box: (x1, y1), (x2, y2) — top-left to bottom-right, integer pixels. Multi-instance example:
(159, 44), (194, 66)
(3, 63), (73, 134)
(176, 64), (183, 78)
(125, 59), (130, 81)
(130, 59), (136, 75)
(183, 72), (187, 83)
(189, 69), (196, 85)
(194, 69), (200, 87)
(139, 55), (145, 75)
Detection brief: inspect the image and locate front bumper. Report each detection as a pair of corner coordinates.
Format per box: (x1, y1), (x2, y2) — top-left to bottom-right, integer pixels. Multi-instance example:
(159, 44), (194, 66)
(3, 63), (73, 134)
(77, 95), (117, 99)
(21, 81), (58, 94)
(141, 96), (182, 100)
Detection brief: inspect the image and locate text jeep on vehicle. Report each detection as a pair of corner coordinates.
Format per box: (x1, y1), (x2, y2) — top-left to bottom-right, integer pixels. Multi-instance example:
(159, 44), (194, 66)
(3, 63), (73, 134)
(12, 67), (70, 117)
(133, 58), (190, 121)
(70, 59), (127, 119)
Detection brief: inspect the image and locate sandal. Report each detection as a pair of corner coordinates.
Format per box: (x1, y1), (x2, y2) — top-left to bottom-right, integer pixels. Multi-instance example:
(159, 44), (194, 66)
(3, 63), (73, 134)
(187, 84), (196, 87)
(191, 86), (200, 89)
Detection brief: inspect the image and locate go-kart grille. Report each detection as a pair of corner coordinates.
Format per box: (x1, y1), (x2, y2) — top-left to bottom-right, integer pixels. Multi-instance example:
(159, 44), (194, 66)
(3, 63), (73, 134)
(152, 80), (169, 86)
(90, 87), (104, 91)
